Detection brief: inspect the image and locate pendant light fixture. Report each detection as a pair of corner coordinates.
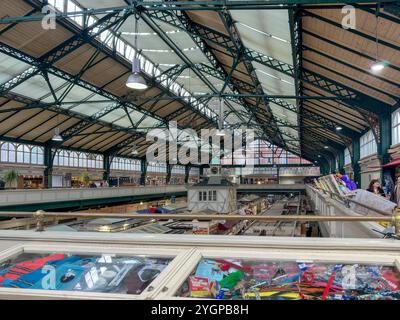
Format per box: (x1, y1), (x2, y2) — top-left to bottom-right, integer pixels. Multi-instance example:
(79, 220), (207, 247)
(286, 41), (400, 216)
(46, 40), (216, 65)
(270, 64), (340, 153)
(126, 15), (148, 90)
(52, 127), (63, 142)
(371, 5), (385, 73)
(131, 143), (139, 155)
(216, 97), (226, 136)
(52, 114), (63, 142)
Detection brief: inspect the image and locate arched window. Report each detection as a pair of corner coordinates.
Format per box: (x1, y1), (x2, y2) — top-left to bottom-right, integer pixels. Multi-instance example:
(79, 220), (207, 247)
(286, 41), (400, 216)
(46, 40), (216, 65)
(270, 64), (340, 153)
(61, 150), (69, 167)
(78, 153), (87, 168)
(31, 146), (44, 165)
(53, 150), (60, 166)
(17, 145), (30, 164)
(96, 155), (103, 169)
(87, 153), (95, 168)
(1, 143), (16, 162)
(70, 152), (78, 167)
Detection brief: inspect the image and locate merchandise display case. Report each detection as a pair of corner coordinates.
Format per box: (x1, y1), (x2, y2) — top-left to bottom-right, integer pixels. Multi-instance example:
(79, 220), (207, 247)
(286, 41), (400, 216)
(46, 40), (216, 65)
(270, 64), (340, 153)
(174, 258), (400, 300)
(150, 238), (400, 300)
(0, 242), (189, 299)
(0, 232), (399, 300)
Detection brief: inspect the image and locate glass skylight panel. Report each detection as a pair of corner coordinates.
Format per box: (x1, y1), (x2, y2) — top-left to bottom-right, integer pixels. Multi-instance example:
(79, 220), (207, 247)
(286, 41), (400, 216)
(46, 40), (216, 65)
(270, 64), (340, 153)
(46, 0), (226, 128)
(70, 101), (111, 116)
(0, 54), (31, 84)
(58, 86), (101, 104)
(112, 117), (133, 128)
(137, 117), (162, 129)
(10, 75), (52, 100)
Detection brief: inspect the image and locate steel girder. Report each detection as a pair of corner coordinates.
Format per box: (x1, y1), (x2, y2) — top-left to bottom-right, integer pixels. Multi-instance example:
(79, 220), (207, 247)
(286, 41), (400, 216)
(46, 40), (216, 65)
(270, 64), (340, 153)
(303, 56), (398, 102)
(145, 9), (290, 145)
(60, 102), (124, 141)
(146, 9), (367, 151)
(196, 63), (356, 139)
(289, 7), (304, 157)
(218, 10), (291, 151)
(0, 43), (191, 132)
(20, 1), (218, 129)
(141, 9), (370, 153)
(139, 9), (231, 126)
(149, 9), (391, 116)
(3, 92), (163, 141)
(0, 1), (397, 26)
(61, 64), (188, 142)
(144, 8), (268, 137)
(147, 10), (294, 78)
(0, 9), (132, 96)
(301, 69), (391, 114)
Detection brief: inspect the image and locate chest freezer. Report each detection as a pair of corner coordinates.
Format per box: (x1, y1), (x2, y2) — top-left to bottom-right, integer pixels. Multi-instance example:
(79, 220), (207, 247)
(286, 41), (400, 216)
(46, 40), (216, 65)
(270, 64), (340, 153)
(0, 230), (399, 300)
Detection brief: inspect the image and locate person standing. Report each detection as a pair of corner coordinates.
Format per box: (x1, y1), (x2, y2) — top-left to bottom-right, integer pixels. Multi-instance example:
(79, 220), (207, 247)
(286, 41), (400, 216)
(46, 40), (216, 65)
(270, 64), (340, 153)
(390, 176), (400, 206)
(366, 179), (387, 198)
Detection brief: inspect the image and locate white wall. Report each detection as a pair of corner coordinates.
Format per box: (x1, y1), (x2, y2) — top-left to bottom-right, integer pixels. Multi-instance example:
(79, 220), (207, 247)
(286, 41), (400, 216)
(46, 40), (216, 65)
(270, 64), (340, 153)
(361, 170), (381, 189)
(359, 155), (382, 189)
(188, 187), (237, 213)
(279, 177), (303, 184)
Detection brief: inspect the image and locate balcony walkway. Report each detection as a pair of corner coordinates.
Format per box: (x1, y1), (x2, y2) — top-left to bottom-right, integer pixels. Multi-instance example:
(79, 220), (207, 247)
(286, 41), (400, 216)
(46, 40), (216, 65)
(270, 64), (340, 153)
(0, 184), (306, 211)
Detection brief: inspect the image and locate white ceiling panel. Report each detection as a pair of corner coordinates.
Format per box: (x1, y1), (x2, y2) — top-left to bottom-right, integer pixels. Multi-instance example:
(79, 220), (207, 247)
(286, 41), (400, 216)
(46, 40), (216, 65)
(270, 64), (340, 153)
(77, 0), (126, 8)
(137, 117), (162, 129)
(230, 10), (291, 44)
(100, 109), (127, 123)
(141, 50), (184, 65)
(69, 101), (112, 116)
(0, 53), (31, 84)
(256, 70), (295, 96)
(11, 75), (52, 100)
(235, 24), (293, 66)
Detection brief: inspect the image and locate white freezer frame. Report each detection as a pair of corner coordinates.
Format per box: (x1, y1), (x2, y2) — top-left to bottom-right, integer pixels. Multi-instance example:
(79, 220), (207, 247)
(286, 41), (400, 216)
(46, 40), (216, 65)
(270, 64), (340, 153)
(0, 232), (399, 299)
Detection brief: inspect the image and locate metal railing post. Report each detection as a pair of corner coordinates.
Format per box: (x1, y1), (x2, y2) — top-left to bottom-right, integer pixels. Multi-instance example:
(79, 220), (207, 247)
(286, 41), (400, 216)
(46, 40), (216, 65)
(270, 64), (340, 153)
(33, 210), (45, 232)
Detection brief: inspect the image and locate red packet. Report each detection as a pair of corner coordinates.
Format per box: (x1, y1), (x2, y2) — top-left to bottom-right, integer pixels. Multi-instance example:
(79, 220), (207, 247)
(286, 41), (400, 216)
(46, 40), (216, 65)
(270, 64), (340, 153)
(189, 276), (211, 297)
(381, 270), (400, 290)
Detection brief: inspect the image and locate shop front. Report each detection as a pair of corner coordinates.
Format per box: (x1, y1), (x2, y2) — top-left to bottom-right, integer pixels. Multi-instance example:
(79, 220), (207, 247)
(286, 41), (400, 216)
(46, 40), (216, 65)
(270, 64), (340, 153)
(170, 174), (185, 185)
(109, 171), (140, 187)
(242, 175), (278, 185)
(146, 173), (167, 186)
(0, 164), (45, 189)
(52, 168), (104, 188)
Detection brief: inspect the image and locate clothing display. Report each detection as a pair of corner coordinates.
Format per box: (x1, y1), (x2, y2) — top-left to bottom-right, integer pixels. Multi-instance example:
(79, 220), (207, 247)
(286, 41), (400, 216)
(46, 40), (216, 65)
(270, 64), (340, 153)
(177, 258), (400, 300)
(0, 253), (171, 295)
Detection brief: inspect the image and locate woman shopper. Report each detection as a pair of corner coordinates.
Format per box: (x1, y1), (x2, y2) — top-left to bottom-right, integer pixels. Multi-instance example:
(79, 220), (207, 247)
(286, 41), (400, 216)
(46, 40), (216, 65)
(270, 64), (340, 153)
(366, 179), (387, 198)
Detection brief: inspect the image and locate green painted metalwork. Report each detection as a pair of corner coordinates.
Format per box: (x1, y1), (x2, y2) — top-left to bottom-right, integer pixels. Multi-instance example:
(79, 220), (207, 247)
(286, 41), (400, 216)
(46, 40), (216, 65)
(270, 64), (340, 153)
(351, 138), (361, 188)
(379, 109), (392, 165)
(184, 165), (191, 184)
(43, 143), (53, 189)
(166, 162), (173, 184)
(338, 149), (345, 174)
(140, 158), (148, 186)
